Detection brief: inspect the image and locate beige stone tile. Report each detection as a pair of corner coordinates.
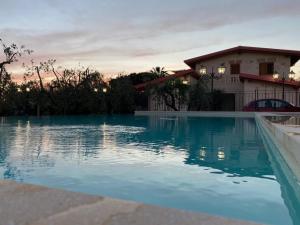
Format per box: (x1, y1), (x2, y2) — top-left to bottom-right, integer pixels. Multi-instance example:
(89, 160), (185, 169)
(31, 198), (140, 225)
(105, 205), (262, 225)
(0, 181), (103, 225)
(0, 181), (263, 225)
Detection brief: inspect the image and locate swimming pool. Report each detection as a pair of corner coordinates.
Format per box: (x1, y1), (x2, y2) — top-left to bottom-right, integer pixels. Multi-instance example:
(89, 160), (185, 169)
(0, 116), (299, 225)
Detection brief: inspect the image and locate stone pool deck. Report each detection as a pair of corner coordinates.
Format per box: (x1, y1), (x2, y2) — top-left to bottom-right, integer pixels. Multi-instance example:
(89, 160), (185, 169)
(0, 180), (262, 225)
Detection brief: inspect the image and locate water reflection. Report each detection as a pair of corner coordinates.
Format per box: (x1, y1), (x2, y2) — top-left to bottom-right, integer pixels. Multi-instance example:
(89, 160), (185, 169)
(132, 116), (273, 178)
(0, 115), (299, 225)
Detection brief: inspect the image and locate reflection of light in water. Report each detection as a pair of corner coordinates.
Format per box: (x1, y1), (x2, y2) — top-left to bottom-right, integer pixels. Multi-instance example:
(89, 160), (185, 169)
(100, 124), (146, 154)
(101, 122), (115, 149)
(217, 147), (225, 161)
(199, 147), (207, 161)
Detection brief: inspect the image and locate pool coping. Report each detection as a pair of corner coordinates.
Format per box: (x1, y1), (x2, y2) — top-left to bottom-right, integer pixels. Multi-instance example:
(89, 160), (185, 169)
(0, 180), (262, 225)
(255, 113), (300, 182)
(135, 111), (256, 118)
(135, 111), (300, 118)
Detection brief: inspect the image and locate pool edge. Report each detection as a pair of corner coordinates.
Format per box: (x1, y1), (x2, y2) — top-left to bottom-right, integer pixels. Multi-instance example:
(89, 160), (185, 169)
(0, 179), (262, 225)
(255, 114), (300, 182)
(135, 111), (255, 118)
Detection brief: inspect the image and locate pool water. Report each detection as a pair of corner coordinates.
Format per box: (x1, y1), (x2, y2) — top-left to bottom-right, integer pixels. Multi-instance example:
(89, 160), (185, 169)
(0, 116), (299, 225)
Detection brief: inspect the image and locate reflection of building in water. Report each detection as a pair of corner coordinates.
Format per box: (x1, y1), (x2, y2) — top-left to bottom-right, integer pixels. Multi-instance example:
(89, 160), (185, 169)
(187, 118), (273, 177)
(146, 116), (273, 178)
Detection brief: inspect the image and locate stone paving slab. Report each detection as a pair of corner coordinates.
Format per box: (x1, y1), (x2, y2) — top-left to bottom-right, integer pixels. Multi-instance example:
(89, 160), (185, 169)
(0, 180), (262, 225)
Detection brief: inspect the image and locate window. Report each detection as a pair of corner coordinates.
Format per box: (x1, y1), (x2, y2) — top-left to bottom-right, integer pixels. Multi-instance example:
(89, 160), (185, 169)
(259, 62), (274, 75)
(256, 100), (266, 108)
(255, 99), (290, 110)
(199, 67), (207, 75)
(271, 100), (289, 109)
(230, 64), (240, 74)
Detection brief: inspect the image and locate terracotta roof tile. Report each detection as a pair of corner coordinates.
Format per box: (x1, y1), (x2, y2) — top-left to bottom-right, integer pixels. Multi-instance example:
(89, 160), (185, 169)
(134, 69), (198, 91)
(240, 73), (300, 88)
(185, 46), (300, 69)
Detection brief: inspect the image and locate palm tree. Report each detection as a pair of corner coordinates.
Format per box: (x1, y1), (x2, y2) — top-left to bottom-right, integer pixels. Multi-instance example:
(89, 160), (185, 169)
(150, 67), (168, 78)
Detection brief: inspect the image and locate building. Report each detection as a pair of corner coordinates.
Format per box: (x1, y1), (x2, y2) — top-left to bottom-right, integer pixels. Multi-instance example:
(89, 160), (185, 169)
(135, 46), (300, 111)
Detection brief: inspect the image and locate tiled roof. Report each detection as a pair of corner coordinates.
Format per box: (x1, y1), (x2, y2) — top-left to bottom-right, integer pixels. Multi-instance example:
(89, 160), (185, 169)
(134, 69), (198, 91)
(185, 46), (300, 69)
(240, 73), (300, 88)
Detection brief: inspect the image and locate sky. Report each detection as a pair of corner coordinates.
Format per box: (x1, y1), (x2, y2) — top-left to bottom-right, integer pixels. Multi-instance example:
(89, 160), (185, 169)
(1, 0), (300, 81)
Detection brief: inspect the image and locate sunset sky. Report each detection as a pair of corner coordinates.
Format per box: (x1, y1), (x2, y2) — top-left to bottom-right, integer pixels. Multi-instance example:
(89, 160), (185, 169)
(1, 0), (300, 81)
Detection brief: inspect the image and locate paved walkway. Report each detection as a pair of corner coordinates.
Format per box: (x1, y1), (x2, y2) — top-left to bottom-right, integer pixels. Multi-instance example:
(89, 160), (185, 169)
(0, 180), (262, 225)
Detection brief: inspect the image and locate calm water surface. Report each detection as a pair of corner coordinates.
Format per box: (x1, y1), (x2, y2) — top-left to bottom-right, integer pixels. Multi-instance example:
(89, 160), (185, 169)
(0, 116), (299, 225)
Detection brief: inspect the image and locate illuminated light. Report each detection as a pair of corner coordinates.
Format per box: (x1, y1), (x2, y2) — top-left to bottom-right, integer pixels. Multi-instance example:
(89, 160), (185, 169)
(289, 70), (296, 80)
(199, 147), (207, 161)
(94, 88), (98, 93)
(182, 80), (189, 85)
(17, 88), (22, 93)
(273, 72), (279, 80)
(103, 88), (107, 93)
(199, 150), (206, 160)
(217, 147), (225, 160)
(199, 67), (207, 75)
(26, 87), (30, 92)
(218, 65), (226, 75)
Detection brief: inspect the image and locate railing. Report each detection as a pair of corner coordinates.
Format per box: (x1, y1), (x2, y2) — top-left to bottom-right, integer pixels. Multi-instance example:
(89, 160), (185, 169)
(141, 90), (300, 112)
(235, 90), (300, 111)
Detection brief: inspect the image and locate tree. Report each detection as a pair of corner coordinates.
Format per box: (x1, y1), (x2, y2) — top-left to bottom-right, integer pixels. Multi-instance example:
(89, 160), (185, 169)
(108, 75), (136, 114)
(0, 39), (31, 95)
(0, 38), (32, 74)
(188, 79), (210, 111)
(23, 59), (107, 115)
(0, 38), (32, 115)
(210, 90), (224, 111)
(125, 71), (161, 85)
(150, 78), (190, 111)
(150, 67), (168, 78)
(50, 67), (107, 115)
(23, 59), (58, 115)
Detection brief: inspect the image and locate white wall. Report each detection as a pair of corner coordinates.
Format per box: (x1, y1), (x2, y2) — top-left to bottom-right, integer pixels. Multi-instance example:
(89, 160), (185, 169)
(147, 52), (299, 111)
(194, 52), (292, 93)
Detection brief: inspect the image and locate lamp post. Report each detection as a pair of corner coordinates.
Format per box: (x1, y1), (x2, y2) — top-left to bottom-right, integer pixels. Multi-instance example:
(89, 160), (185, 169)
(273, 70), (295, 100)
(199, 65), (226, 93)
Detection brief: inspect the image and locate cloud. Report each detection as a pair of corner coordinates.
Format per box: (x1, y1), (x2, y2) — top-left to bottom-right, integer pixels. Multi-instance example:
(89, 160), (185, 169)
(1, 0), (300, 79)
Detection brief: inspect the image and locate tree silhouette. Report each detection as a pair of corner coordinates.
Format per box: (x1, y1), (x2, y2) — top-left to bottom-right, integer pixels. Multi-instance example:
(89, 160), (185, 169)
(150, 67), (168, 77)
